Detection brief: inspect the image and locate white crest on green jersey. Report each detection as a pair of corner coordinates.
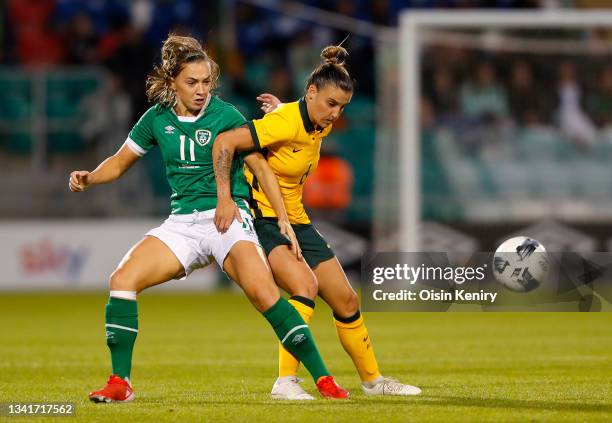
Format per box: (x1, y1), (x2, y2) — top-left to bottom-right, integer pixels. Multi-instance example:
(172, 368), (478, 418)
(195, 129), (212, 146)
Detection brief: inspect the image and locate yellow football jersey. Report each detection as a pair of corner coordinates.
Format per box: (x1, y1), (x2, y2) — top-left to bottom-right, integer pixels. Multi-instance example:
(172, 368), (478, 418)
(245, 98), (332, 224)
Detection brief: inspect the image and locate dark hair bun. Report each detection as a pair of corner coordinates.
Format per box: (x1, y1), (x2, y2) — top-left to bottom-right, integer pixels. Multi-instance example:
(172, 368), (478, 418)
(321, 45), (348, 66)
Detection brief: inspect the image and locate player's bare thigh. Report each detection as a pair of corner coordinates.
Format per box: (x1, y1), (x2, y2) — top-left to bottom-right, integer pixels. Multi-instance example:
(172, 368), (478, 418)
(313, 257), (359, 318)
(268, 245), (318, 300)
(109, 235), (184, 293)
(223, 240), (280, 312)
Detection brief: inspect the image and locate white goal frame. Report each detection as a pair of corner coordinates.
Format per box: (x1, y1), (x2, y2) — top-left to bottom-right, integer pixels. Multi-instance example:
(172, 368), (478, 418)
(399, 10), (612, 252)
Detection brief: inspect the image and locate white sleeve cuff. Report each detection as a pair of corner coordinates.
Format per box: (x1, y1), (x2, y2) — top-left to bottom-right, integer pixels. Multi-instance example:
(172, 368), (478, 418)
(125, 137), (147, 156)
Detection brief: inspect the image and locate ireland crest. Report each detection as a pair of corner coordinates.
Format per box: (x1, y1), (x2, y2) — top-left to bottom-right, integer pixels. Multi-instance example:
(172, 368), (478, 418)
(195, 129), (212, 146)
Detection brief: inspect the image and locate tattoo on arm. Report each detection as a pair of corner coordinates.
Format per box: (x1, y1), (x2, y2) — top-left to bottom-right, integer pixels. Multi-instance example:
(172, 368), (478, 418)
(215, 148), (233, 184)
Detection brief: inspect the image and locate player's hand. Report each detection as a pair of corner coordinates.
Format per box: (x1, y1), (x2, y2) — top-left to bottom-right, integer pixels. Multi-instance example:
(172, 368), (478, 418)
(278, 219), (302, 261)
(214, 197), (242, 233)
(257, 93), (282, 114)
(69, 170), (91, 192)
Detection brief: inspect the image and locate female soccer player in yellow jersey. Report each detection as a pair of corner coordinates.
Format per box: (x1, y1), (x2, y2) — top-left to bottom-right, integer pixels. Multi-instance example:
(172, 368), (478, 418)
(213, 45), (422, 399)
(69, 34), (348, 402)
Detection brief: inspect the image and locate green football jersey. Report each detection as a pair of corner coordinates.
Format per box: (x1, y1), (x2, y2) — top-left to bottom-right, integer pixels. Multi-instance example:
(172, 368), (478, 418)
(126, 95), (251, 214)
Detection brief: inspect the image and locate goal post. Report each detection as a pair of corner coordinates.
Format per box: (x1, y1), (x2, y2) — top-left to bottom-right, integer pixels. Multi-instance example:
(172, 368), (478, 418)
(393, 10), (612, 252)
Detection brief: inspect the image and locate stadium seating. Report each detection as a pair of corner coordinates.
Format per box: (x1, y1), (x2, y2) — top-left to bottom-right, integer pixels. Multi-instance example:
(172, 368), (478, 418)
(0, 70), (103, 154)
(422, 126), (612, 220)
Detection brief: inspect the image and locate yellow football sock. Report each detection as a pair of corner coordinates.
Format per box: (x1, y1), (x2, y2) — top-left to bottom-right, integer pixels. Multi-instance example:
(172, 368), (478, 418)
(278, 296), (315, 377)
(335, 311), (382, 383)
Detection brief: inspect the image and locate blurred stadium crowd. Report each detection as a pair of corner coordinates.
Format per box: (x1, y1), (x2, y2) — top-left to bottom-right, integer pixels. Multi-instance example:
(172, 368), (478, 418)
(422, 45), (612, 143)
(0, 0), (397, 223)
(0, 0), (412, 122)
(420, 37), (612, 221)
(0, 0), (607, 228)
(0, 0), (539, 123)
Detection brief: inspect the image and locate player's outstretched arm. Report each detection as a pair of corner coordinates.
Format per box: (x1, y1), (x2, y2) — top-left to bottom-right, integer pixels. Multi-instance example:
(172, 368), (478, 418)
(68, 144), (140, 192)
(212, 126), (256, 233)
(244, 152), (302, 260)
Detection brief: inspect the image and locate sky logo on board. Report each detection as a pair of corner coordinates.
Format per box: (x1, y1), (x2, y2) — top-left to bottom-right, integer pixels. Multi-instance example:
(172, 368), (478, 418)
(19, 238), (89, 281)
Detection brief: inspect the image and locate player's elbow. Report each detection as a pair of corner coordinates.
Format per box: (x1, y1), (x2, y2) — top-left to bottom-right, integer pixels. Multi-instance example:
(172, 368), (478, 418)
(213, 134), (236, 160)
(248, 160), (266, 180)
(212, 134), (224, 155)
(245, 154), (268, 179)
(114, 157), (130, 177)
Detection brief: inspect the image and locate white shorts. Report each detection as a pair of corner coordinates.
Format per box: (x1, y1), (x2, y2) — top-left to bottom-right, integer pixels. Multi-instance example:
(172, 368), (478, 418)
(146, 208), (260, 278)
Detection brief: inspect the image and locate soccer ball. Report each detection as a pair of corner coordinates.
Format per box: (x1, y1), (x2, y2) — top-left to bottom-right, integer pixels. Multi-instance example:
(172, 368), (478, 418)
(492, 236), (548, 292)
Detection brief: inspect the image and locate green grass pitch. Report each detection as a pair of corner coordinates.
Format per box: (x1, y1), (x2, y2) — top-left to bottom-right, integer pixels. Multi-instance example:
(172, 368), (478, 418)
(1, 292), (611, 422)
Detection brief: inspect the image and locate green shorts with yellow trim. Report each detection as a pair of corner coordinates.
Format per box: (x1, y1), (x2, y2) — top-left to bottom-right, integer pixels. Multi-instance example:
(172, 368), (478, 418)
(254, 218), (335, 268)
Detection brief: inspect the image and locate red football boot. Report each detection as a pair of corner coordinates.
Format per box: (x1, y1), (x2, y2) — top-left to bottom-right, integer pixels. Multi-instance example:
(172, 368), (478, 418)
(89, 375), (135, 403)
(316, 376), (349, 399)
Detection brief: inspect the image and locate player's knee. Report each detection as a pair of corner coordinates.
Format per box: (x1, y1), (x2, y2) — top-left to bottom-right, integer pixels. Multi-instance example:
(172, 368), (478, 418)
(304, 277), (318, 299)
(289, 274), (318, 300)
(109, 268), (137, 291)
(247, 277), (280, 312)
(336, 290), (360, 317)
(258, 289), (281, 313)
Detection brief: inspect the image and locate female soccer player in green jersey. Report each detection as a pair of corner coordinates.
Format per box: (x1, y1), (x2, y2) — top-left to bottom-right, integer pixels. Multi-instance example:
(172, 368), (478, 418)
(68, 34), (347, 402)
(213, 45), (421, 399)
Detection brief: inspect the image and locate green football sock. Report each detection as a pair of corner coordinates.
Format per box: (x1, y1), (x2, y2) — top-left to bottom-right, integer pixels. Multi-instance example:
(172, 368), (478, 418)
(263, 298), (329, 382)
(105, 297), (138, 379)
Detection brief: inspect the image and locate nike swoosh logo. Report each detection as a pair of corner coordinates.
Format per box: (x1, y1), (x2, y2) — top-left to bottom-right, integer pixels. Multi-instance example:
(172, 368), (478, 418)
(292, 148), (303, 153)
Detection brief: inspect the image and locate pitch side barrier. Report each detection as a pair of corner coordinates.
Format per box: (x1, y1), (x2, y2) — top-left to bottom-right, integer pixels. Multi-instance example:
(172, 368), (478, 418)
(362, 252), (612, 312)
(0, 220), (218, 291)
